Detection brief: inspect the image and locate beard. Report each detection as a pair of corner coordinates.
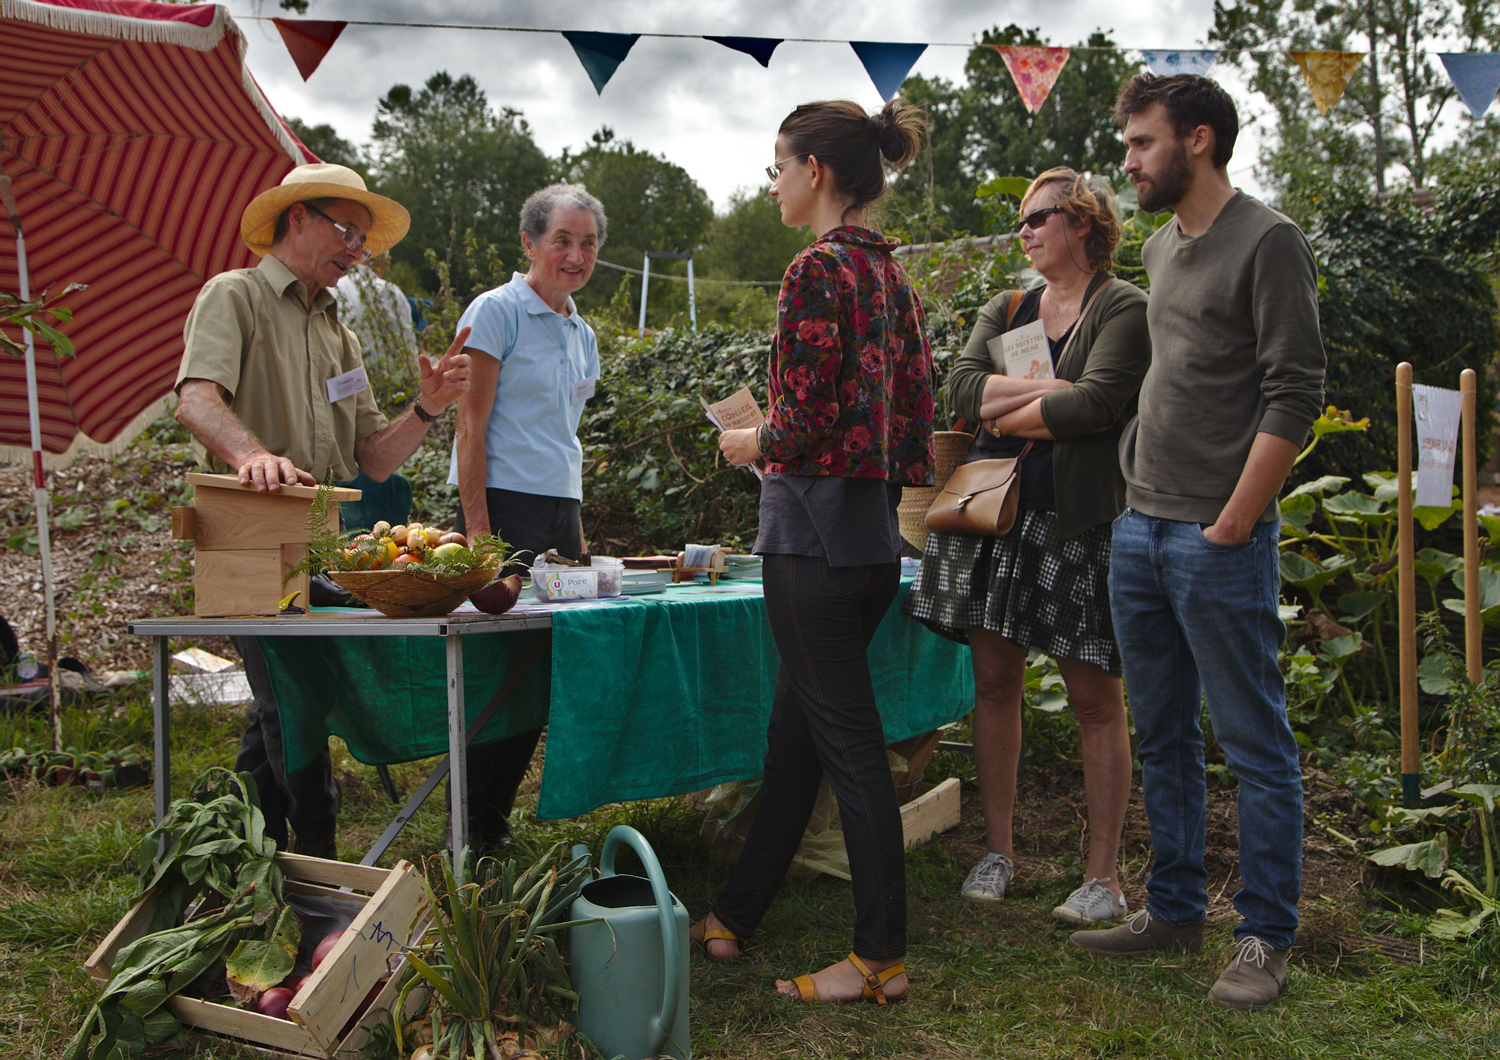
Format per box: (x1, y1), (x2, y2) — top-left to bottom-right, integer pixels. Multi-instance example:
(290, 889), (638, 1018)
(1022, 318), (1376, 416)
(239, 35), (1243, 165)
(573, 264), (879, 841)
(1135, 140), (1191, 213)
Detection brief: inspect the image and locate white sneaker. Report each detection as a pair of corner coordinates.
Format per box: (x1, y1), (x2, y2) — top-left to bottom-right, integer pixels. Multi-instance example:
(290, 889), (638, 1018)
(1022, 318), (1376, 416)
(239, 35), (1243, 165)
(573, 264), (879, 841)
(1051, 878), (1128, 924)
(960, 852), (1014, 902)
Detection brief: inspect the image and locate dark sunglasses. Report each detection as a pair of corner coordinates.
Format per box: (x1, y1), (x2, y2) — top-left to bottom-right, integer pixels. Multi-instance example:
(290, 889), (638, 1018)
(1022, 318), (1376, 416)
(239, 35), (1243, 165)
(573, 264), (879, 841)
(1020, 204), (1066, 230)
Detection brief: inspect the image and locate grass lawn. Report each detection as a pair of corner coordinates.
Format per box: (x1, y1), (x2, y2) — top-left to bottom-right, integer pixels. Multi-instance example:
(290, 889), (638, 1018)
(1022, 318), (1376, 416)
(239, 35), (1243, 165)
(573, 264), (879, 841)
(2, 686), (1497, 1059)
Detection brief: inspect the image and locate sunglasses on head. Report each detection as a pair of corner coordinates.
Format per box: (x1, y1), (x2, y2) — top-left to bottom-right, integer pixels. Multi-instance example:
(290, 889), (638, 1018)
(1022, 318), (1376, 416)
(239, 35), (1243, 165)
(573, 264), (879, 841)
(1020, 204), (1066, 230)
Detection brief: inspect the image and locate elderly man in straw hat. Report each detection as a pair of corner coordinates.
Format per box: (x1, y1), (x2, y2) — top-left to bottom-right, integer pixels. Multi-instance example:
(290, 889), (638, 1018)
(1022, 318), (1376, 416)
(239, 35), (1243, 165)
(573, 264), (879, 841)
(174, 163), (472, 857)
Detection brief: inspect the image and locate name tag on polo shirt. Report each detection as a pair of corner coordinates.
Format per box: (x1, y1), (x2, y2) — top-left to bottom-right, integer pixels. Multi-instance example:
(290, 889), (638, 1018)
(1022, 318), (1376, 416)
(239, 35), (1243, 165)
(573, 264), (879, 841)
(572, 376), (598, 404)
(326, 366), (369, 404)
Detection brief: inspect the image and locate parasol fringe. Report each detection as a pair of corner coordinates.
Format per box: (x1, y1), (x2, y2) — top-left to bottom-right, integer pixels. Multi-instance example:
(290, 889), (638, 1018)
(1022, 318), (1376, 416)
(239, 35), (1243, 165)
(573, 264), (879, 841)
(237, 48), (312, 166)
(0, 0), (230, 50)
(0, 396), (172, 471)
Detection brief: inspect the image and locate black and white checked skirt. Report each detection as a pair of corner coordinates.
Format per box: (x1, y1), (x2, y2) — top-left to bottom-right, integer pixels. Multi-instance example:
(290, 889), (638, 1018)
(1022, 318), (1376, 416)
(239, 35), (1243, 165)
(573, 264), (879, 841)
(904, 509), (1121, 675)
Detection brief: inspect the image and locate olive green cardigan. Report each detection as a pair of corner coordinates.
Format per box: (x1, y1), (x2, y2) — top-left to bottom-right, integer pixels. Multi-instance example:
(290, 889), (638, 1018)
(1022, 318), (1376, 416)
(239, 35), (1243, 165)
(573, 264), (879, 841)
(947, 273), (1151, 540)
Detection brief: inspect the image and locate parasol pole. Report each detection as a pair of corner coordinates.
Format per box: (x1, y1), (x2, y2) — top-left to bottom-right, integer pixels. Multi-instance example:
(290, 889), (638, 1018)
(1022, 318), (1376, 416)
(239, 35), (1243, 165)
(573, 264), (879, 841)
(1396, 362), (1419, 808)
(1461, 369), (1481, 685)
(0, 169), (62, 752)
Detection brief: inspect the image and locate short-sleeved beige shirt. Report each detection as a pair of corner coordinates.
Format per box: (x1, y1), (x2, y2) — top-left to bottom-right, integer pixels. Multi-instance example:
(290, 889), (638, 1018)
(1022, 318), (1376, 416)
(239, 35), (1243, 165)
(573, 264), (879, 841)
(175, 254), (388, 482)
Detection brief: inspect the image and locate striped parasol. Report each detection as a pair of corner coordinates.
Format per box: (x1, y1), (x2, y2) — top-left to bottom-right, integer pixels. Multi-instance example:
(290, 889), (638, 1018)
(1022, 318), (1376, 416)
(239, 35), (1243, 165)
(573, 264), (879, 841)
(1, 0), (306, 750)
(0, 0), (308, 460)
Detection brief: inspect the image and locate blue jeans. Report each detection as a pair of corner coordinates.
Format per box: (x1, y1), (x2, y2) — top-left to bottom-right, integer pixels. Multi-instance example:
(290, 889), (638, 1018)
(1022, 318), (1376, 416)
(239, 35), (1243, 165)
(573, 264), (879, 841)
(1108, 509), (1302, 950)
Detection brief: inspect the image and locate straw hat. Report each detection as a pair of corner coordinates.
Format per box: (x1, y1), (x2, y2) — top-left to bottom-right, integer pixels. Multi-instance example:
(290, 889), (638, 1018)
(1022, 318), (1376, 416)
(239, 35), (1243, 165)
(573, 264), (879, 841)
(240, 164), (410, 257)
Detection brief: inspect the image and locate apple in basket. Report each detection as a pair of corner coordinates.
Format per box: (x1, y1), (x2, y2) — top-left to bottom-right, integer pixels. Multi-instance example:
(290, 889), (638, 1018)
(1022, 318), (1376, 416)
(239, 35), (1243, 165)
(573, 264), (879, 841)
(469, 573), (523, 615)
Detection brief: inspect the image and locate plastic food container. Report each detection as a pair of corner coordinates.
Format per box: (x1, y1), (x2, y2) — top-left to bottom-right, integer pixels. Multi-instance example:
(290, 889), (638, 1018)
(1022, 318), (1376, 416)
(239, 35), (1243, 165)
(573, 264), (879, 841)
(591, 557), (625, 597)
(531, 563), (599, 602)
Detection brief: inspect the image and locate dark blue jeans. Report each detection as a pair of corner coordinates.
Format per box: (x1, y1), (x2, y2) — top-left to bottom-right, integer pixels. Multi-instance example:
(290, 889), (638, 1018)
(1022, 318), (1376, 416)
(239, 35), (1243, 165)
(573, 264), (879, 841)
(712, 554), (906, 959)
(1108, 509), (1303, 950)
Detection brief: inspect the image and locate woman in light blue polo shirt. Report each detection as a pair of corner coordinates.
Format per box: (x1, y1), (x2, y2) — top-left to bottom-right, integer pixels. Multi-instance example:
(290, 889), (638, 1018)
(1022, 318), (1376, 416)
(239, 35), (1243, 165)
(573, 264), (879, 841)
(449, 182), (605, 850)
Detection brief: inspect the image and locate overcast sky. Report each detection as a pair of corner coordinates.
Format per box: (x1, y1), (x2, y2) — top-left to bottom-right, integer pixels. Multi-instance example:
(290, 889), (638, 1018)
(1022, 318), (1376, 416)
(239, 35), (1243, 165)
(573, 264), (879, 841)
(225, 0), (1265, 210)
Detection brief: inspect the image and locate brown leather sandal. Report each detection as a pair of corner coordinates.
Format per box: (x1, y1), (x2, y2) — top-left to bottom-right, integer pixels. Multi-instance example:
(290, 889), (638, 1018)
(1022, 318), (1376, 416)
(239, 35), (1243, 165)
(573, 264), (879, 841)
(786, 952), (907, 1004)
(689, 918), (740, 959)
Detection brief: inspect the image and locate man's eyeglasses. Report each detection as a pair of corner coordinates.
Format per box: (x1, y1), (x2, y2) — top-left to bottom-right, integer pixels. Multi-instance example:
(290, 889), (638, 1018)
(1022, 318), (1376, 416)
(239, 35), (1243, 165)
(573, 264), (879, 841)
(765, 154), (806, 183)
(304, 202), (371, 259)
(1020, 205), (1066, 231)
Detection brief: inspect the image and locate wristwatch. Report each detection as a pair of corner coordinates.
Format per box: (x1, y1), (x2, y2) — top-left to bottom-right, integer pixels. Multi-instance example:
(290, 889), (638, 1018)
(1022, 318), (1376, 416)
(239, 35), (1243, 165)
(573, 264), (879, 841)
(411, 397), (440, 423)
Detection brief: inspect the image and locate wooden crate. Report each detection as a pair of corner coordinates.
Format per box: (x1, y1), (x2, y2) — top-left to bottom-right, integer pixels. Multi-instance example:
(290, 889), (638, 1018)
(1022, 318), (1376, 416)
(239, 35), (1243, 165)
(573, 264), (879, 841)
(172, 473), (360, 617)
(85, 854), (428, 1058)
(900, 776), (961, 849)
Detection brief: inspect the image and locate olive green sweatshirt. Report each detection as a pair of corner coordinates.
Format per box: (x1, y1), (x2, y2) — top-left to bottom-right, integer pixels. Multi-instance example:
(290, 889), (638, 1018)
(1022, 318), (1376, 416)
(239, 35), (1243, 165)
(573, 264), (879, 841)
(1120, 192), (1326, 524)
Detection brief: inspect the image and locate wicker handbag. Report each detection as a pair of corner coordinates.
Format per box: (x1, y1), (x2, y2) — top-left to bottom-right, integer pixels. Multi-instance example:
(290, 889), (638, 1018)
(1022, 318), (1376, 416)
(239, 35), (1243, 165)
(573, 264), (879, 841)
(896, 430), (976, 552)
(924, 441), (1035, 536)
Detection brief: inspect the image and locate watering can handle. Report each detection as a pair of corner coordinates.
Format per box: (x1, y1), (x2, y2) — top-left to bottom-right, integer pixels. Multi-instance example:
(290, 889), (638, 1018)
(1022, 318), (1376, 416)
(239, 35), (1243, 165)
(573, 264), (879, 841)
(599, 825), (680, 1058)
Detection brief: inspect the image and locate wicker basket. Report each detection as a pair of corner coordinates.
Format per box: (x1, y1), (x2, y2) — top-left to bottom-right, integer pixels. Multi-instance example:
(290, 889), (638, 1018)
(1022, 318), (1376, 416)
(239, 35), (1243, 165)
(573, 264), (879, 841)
(897, 431), (975, 554)
(330, 566), (499, 618)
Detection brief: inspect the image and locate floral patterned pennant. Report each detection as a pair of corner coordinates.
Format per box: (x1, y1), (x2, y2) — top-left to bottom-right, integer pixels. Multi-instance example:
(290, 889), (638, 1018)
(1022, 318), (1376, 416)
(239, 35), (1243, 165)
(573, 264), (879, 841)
(995, 46), (1071, 113)
(1290, 50), (1366, 115)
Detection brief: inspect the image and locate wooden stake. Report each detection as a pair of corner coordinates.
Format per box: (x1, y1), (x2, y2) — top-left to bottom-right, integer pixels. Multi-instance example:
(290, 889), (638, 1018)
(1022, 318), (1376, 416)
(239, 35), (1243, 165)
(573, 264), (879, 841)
(1397, 362), (1420, 808)
(1462, 368), (1481, 685)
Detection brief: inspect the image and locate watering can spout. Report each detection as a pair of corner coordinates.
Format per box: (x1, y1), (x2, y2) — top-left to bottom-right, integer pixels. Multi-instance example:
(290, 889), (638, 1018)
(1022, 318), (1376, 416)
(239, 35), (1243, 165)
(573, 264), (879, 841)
(568, 826), (691, 1060)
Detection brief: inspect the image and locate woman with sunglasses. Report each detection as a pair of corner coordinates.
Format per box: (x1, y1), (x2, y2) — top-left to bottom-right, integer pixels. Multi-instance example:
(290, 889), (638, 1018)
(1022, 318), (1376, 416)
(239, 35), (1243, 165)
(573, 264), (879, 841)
(696, 97), (934, 1004)
(907, 168), (1150, 926)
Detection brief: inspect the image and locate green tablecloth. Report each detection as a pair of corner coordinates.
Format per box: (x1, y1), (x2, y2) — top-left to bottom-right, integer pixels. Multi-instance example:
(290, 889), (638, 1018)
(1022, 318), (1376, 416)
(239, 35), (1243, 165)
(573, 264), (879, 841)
(260, 579), (975, 818)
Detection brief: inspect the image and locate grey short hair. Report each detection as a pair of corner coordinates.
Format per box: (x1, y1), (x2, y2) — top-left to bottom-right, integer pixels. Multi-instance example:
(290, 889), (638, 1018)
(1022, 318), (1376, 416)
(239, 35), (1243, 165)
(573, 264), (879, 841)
(519, 183), (607, 247)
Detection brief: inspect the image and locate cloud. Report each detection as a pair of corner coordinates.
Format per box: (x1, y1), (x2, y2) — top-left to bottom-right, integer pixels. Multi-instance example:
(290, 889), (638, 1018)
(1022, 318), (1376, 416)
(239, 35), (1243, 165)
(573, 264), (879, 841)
(231, 0), (1244, 210)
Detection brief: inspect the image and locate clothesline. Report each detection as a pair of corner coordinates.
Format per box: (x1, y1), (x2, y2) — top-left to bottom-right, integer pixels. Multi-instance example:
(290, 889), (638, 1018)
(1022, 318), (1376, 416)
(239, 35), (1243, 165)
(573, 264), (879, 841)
(595, 258), (782, 287)
(237, 17), (1475, 57)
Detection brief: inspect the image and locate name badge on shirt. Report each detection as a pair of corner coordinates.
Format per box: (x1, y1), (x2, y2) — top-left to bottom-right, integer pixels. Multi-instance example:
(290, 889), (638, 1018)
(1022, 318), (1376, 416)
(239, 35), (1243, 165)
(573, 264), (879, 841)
(326, 366), (369, 404)
(572, 376), (598, 404)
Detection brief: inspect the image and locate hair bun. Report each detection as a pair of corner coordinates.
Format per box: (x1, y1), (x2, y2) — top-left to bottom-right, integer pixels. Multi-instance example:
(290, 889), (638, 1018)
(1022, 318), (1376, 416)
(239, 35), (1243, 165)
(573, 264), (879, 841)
(874, 98), (925, 169)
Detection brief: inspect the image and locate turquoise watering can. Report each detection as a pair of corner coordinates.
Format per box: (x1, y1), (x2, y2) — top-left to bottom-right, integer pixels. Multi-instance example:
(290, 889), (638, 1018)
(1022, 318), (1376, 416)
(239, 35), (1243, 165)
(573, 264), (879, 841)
(568, 826), (690, 1060)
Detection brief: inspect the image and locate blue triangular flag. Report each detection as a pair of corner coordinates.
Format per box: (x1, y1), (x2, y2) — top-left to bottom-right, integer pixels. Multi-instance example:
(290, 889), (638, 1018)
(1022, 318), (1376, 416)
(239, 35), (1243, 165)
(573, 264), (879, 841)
(849, 41), (927, 101)
(563, 31), (641, 94)
(1139, 49), (1217, 77)
(1439, 53), (1500, 118)
(706, 36), (781, 68)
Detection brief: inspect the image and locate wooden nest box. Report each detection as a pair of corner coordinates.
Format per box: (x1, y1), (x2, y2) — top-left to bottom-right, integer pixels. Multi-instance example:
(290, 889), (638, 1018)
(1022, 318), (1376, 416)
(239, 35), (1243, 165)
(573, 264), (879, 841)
(171, 473), (361, 617)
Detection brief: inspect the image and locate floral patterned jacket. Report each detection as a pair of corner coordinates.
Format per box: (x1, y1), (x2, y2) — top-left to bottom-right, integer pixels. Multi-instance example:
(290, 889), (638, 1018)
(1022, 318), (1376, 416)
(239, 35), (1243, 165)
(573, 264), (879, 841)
(757, 227), (935, 484)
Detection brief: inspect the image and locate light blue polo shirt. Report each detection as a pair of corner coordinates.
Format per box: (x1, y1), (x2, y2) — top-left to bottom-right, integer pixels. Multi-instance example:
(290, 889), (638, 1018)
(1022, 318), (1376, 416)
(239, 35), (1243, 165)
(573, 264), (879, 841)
(447, 273), (600, 500)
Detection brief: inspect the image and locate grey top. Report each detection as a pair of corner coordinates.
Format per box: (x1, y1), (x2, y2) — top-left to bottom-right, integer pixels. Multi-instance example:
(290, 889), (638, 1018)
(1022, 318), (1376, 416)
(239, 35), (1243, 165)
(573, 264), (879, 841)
(1120, 192), (1326, 525)
(753, 475), (903, 566)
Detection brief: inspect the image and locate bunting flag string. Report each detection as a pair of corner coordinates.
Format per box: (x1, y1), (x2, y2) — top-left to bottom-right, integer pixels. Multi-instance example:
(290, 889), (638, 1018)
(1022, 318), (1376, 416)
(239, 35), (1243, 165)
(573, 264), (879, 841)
(256, 16), (1497, 121)
(271, 17), (346, 81)
(563, 31), (641, 94)
(996, 46), (1071, 113)
(707, 35), (782, 68)
(1438, 53), (1500, 118)
(1139, 49), (1217, 77)
(849, 41), (929, 101)
(1291, 50), (1366, 115)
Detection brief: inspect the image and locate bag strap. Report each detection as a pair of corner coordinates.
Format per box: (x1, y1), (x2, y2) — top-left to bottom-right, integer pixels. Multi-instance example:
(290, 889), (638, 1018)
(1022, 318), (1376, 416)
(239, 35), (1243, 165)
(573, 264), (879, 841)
(1004, 288), (1025, 328)
(1053, 276), (1115, 379)
(955, 290), (1028, 434)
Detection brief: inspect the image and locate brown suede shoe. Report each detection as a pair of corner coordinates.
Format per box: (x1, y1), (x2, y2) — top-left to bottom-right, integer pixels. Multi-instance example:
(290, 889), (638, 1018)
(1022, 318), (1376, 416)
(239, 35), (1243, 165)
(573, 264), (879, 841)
(1209, 936), (1289, 1009)
(1068, 909), (1204, 957)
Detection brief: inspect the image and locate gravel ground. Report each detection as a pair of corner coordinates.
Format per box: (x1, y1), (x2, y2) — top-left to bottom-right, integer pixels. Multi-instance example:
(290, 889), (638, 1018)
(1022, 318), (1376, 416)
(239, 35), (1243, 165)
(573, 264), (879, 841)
(2, 424), (207, 675)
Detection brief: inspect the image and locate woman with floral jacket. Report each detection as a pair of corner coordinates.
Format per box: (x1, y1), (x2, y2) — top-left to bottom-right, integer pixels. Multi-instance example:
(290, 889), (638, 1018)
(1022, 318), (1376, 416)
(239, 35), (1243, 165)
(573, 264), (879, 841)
(693, 97), (934, 1005)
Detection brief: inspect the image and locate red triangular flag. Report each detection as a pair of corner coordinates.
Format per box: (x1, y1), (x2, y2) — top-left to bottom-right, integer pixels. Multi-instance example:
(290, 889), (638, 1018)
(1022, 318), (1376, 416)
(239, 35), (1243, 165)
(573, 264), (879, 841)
(272, 18), (347, 82)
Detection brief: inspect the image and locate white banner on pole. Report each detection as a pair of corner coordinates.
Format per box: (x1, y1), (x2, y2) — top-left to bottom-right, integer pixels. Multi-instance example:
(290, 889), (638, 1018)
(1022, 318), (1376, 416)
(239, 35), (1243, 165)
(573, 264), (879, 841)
(1413, 384), (1463, 507)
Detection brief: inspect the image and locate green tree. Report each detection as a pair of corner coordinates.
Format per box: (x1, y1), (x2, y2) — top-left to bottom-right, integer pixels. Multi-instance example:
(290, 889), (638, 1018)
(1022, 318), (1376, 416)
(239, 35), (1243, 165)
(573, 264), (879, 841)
(887, 26), (1140, 242)
(283, 116), (363, 172)
(696, 185), (811, 284)
(1211, 0), (1500, 214)
(369, 73), (552, 293)
(558, 128), (715, 319)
